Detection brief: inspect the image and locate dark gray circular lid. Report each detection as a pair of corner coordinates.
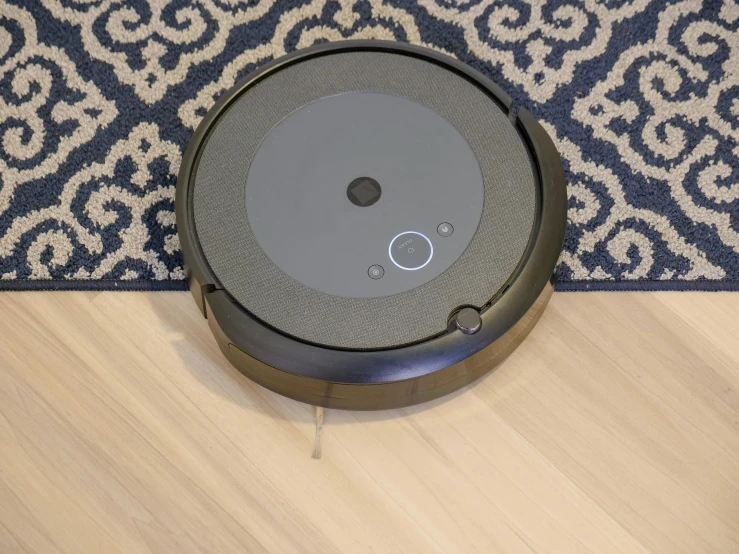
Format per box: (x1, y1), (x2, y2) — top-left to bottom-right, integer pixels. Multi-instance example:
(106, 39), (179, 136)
(245, 91), (484, 299)
(192, 50), (537, 350)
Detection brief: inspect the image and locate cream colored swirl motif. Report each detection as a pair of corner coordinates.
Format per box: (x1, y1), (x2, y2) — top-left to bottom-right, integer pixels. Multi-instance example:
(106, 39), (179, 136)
(0, 0), (736, 287)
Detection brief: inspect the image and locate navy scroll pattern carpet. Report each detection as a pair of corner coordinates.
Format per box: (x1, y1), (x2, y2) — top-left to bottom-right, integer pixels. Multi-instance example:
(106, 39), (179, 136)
(0, 0), (737, 291)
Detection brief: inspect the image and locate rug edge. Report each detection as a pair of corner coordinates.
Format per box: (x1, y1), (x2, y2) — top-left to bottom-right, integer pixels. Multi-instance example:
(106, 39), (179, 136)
(0, 280), (736, 293)
(555, 280), (739, 292)
(0, 280), (189, 292)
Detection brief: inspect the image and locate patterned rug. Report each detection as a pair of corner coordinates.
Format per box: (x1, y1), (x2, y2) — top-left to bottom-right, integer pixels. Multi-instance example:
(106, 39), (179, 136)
(1, 0), (737, 292)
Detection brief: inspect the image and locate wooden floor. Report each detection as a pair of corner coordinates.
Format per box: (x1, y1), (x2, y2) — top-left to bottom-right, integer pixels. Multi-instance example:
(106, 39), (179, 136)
(0, 290), (737, 554)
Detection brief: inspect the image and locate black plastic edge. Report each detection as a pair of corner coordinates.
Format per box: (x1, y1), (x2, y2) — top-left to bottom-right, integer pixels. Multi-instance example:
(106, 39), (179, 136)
(179, 41), (566, 384)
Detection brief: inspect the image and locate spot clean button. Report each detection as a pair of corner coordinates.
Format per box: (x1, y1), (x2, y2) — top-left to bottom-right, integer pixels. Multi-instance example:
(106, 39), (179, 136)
(389, 231), (433, 270)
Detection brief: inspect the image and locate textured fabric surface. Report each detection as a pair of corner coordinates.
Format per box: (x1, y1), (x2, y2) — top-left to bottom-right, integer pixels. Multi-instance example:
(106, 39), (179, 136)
(194, 51), (536, 348)
(0, 0), (737, 291)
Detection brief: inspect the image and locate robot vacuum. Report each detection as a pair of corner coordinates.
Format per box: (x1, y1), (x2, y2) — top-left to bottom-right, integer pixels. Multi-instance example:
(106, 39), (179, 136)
(176, 41), (566, 410)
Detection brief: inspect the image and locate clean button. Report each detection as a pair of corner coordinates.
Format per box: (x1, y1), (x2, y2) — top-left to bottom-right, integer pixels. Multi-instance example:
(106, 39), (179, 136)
(389, 232), (433, 270)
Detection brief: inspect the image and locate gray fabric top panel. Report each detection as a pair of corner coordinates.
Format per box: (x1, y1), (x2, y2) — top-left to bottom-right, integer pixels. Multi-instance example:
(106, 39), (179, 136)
(193, 51), (537, 349)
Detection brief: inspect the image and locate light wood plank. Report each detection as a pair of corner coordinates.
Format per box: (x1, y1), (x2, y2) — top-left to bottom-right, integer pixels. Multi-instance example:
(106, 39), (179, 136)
(0, 290), (737, 553)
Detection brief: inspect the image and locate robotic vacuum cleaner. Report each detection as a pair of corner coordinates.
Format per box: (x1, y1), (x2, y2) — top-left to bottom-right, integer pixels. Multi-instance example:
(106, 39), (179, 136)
(176, 41), (566, 410)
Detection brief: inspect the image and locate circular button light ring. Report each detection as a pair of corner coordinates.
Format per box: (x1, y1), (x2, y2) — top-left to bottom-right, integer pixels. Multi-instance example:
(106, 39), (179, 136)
(389, 231), (434, 271)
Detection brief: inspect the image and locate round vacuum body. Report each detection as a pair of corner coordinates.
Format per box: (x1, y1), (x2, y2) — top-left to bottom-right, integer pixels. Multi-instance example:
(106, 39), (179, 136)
(176, 41), (566, 410)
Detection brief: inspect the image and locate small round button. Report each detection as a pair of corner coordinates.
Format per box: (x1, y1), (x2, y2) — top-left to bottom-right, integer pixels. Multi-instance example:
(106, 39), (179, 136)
(389, 232), (433, 271)
(437, 222), (454, 237)
(368, 265), (384, 279)
(455, 307), (481, 334)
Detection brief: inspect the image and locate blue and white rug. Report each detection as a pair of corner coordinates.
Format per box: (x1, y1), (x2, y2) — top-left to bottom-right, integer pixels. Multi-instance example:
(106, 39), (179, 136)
(1, 0), (737, 291)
